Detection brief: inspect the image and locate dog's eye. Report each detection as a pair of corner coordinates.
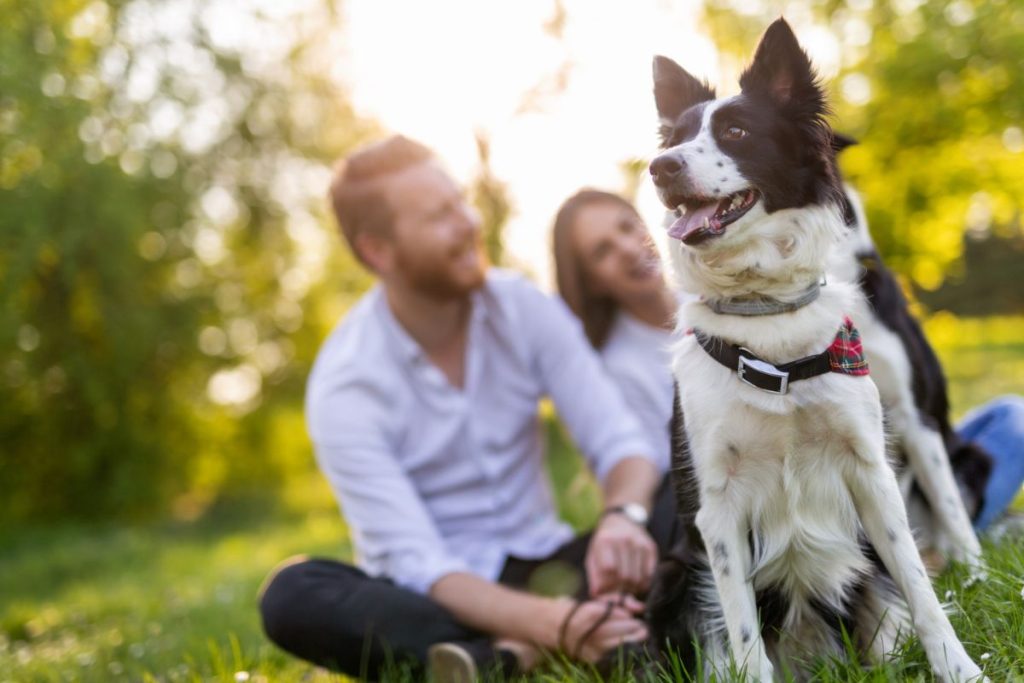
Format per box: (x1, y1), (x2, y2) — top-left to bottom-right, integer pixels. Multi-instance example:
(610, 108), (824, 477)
(723, 126), (748, 140)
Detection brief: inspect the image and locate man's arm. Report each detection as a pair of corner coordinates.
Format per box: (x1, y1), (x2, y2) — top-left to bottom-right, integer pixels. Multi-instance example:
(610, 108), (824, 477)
(514, 281), (664, 596)
(430, 572), (648, 662)
(603, 453), (662, 512)
(430, 573), (570, 647)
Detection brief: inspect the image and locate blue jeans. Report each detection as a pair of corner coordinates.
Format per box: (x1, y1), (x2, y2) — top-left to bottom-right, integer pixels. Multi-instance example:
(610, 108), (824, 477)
(958, 395), (1024, 530)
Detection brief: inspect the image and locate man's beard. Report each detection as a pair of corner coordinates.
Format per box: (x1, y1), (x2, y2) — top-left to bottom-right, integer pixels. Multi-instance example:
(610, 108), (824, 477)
(396, 243), (486, 300)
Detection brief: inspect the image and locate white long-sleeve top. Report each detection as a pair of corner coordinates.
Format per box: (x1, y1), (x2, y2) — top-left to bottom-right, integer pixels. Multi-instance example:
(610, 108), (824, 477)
(306, 270), (655, 595)
(599, 312), (676, 475)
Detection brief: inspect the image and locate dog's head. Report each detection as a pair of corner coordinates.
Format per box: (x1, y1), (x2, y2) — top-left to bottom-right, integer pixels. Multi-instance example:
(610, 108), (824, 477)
(650, 19), (843, 251)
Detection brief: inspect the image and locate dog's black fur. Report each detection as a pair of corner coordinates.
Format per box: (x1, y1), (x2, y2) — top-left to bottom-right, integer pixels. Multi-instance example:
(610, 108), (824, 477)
(831, 136), (994, 524)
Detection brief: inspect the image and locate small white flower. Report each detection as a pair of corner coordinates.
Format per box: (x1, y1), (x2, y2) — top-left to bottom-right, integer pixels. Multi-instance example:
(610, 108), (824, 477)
(944, 589), (954, 600)
(980, 653), (991, 661)
(234, 673), (251, 683)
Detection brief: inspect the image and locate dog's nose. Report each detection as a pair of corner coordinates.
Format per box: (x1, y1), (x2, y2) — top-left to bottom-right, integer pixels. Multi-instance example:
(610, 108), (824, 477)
(650, 155), (684, 187)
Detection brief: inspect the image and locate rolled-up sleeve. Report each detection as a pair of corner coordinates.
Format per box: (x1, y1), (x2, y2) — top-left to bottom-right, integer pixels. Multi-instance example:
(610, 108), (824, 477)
(517, 284), (656, 481)
(308, 378), (471, 595)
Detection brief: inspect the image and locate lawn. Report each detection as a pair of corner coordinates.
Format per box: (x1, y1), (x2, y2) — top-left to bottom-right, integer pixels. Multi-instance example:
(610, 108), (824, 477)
(2, 315), (1023, 682)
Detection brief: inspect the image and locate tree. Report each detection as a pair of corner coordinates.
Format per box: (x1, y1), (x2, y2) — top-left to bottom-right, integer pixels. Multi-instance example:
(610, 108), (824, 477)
(470, 132), (513, 267)
(698, 0), (1024, 294)
(0, 0), (376, 521)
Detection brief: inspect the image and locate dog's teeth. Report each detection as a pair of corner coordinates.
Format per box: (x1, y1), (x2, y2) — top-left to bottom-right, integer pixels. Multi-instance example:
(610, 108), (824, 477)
(702, 216), (710, 229)
(677, 204), (687, 215)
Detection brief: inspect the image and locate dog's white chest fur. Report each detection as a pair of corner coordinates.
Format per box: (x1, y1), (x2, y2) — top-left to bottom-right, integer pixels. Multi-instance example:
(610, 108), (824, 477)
(675, 285), (878, 618)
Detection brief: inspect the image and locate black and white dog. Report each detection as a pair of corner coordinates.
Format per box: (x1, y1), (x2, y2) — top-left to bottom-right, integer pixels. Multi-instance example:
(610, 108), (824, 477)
(645, 19), (985, 682)
(828, 156), (992, 569)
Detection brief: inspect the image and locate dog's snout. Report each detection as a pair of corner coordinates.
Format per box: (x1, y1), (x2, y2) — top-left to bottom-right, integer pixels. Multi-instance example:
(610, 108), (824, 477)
(650, 155), (684, 187)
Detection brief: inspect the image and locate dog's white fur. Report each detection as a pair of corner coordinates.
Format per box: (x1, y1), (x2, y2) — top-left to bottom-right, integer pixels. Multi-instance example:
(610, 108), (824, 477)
(664, 99), (749, 199)
(829, 188), (984, 568)
(665, 153), (984, 680)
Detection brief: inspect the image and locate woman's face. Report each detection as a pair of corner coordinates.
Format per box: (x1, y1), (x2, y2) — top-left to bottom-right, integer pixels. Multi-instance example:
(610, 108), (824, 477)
(570, 201), (665, 304)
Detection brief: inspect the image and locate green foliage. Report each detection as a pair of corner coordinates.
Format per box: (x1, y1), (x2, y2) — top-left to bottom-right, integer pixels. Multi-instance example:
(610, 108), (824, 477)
(699, 0), (1024, 292)
(919, 232), (1024, 315)
(470, 131), (514, 267)
(924, 314), (1024, 419)
(0, 0), (376, 522)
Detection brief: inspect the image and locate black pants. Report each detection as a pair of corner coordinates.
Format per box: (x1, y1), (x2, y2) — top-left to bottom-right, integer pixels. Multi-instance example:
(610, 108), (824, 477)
(259, 477), (679, 679)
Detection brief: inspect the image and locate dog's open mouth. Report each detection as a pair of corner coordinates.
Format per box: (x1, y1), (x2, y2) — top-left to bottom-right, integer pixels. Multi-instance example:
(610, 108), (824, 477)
(667, 189), (760, 245)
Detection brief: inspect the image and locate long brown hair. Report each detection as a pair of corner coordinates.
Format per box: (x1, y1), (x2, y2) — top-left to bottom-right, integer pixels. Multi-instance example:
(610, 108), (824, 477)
(552, 189), (640, 349)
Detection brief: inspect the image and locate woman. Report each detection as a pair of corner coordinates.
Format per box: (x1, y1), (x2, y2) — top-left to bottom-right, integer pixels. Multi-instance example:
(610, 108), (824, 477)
(552, 189), (681, 476)
(552, 188), (1024, 533)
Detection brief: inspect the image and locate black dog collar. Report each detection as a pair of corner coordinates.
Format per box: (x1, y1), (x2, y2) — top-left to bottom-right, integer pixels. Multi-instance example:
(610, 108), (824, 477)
(693, 330), (833, 395)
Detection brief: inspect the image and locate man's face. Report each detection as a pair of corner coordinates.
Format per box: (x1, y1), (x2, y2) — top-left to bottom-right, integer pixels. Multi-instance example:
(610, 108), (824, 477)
(381, 161), (485, 298)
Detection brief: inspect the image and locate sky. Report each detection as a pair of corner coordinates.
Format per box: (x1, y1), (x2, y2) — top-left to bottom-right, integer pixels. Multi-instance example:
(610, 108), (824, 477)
(339, 0), (722, 287)
(335, 0), (847, 288)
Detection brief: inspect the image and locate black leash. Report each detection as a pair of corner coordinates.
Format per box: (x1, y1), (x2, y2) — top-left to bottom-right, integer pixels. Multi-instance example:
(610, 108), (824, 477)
(558, 592), (628, 659)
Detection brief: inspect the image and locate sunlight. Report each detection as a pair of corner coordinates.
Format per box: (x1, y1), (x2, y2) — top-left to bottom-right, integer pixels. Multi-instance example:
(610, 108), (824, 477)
(339, 0), (721, 286)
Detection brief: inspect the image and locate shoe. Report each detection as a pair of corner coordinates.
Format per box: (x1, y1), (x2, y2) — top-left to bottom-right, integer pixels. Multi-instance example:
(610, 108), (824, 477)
(428, 642), (478, 683)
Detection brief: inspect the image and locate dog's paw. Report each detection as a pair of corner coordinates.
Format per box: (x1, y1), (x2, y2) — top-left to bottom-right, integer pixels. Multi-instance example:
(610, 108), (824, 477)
(931, 524), (983, 568)
(750, 660), (774, 683)
(934, 656), (984, 683)
(964, 563), (988, 588)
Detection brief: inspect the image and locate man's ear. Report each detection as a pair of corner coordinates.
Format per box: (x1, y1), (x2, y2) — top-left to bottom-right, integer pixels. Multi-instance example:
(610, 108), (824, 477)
(653, 56), (715, 137)
(738, 18), (822, 112)
(355, 231), (394, 275)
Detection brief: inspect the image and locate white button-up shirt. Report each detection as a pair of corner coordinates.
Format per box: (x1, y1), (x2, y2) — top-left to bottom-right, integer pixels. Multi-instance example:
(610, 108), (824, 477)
(306, 270), (654, 595)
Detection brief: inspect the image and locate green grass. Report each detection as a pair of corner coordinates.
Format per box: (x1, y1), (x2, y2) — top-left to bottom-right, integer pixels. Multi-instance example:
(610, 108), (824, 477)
(0, 492), (351, 682)
(2, 315), (1023, 682)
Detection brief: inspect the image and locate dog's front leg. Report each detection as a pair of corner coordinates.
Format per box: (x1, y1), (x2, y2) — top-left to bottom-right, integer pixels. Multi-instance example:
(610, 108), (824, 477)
(900, 417), (984, 569)
(695, 493), (771, 682)
(846, 424), (986, 682)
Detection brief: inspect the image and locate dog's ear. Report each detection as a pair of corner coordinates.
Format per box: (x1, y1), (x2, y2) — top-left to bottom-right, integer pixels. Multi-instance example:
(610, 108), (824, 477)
(653, 56), (715, 134)
(831, 132), (858, 154)
(739, 19), (822, 113)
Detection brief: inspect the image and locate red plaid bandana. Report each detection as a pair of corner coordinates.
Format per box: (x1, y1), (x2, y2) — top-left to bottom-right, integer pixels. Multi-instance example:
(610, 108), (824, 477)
(827, 316), (870, 376)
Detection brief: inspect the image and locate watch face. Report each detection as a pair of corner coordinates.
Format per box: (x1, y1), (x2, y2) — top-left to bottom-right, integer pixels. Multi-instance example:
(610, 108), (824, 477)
(623, 502), (648, 525)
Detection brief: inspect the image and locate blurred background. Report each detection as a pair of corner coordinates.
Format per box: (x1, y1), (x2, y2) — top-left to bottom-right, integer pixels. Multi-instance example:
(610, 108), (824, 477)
(2, 0), (1022, 680)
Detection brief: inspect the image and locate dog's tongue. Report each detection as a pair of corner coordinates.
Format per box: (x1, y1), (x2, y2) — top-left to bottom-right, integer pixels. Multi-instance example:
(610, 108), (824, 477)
(667, 200), (722, 242)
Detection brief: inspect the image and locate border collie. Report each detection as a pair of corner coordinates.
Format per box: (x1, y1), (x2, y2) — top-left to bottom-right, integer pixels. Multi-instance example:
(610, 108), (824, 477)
(645, 19), (985, 682)
(828, 152), (992, 569)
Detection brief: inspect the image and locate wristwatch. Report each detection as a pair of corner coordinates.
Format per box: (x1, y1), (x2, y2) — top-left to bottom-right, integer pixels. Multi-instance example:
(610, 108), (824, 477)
(602, 502), (649, 526)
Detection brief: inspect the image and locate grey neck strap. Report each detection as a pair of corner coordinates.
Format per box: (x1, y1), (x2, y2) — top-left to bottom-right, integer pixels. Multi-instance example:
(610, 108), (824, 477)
(705, 280), (822, 317)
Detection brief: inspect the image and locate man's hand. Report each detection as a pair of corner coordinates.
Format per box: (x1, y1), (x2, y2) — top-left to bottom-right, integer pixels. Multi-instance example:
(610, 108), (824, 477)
(556, 594), (648, 663)
(585, 512), (658, 596)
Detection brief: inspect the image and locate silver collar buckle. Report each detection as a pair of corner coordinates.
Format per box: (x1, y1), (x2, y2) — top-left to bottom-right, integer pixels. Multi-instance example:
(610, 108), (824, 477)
(737, 352), (790, 395)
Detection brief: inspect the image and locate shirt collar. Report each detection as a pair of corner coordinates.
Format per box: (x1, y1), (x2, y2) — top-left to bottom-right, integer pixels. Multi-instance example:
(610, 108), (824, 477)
(374, 284), (491, 367)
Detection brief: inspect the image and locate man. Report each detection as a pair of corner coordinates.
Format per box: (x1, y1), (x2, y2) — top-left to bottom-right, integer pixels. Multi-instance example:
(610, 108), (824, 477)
(258, 136), (676, 680)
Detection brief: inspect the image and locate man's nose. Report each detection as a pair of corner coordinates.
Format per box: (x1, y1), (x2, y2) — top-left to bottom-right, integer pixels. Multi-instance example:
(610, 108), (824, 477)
(649, 154), (685, 188)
